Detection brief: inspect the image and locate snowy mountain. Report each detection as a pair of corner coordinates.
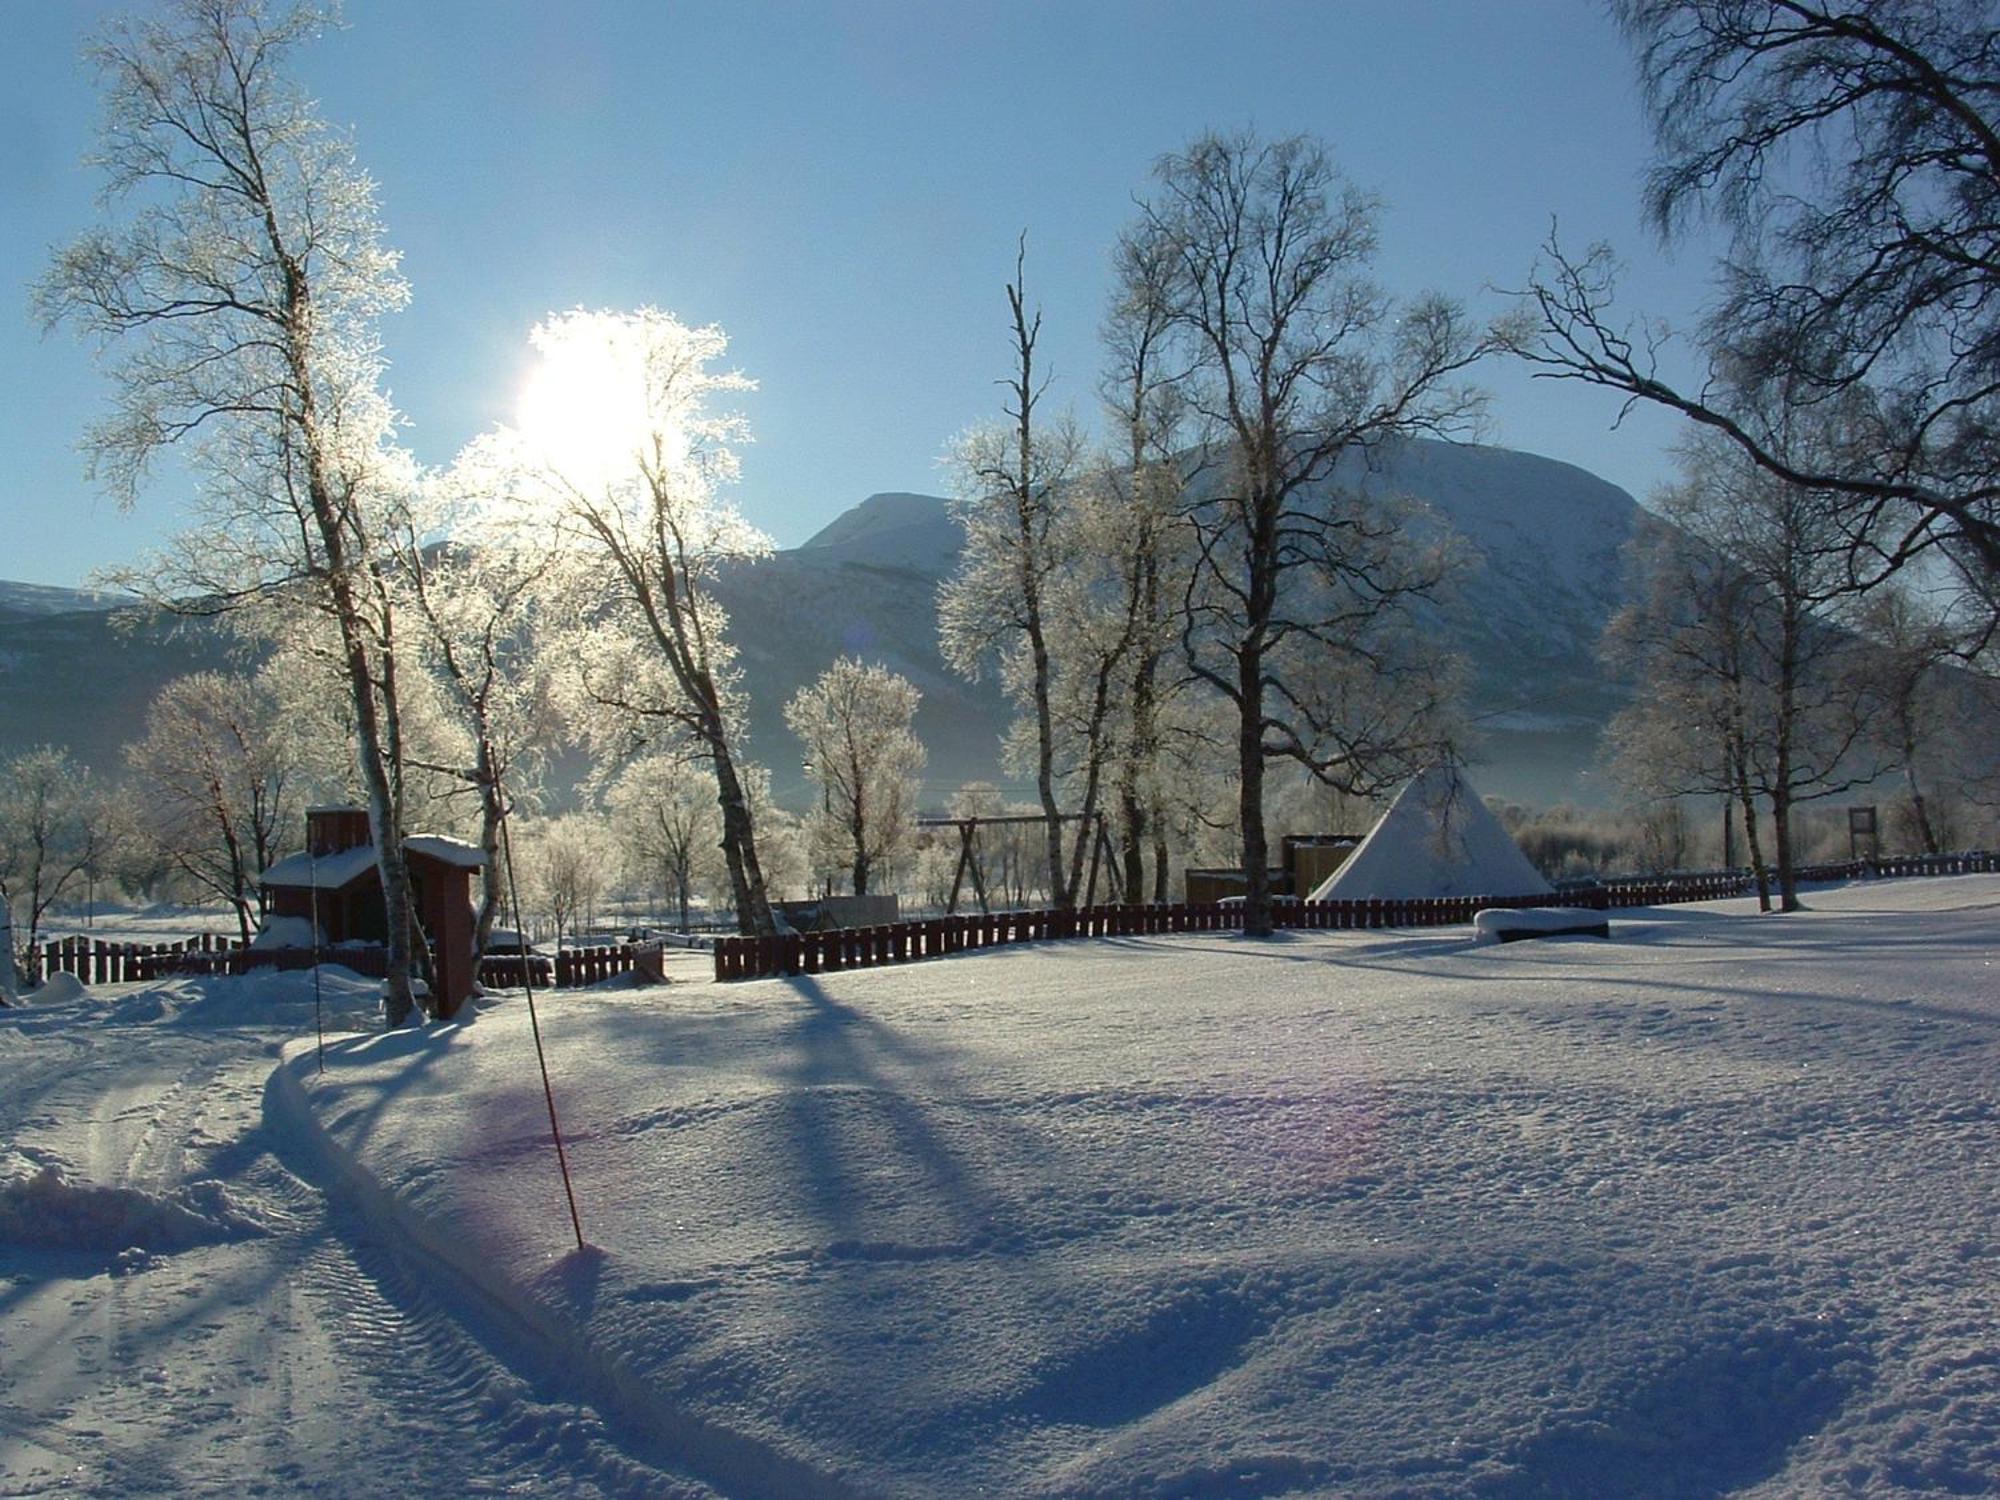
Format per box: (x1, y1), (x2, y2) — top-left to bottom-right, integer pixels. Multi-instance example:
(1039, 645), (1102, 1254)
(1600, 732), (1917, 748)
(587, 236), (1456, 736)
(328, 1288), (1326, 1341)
(795, 489), (964, 565)
(0, 602), (236, 776)
(0, 440), (1647, 806)
(0, 580), (129, 617)
(712, 440), (1649, 807)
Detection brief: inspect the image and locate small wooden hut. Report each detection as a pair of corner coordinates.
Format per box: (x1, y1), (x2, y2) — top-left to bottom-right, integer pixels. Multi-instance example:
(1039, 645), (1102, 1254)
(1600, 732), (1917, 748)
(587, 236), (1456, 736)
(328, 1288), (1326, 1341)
(260, 806), (485, 1018)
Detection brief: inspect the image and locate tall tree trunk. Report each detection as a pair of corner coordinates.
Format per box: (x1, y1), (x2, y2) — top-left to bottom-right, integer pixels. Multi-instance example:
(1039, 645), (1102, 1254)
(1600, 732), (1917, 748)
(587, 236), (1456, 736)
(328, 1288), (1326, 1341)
(473, 738), (505, 974)
(1118, 776), (1146, 901)
(1732, 746), (1770, 913)
(1027, 599), (1066, 907)
(1774, 601), (1802, 912)
(1239, 641), (1273, 936)
(850, 776), (870, 897)
(709, 730), (773, 935)
(1119, 618), (1160, 901)
(1772, 782), (1800, 913)
(324, 578), (418, 1022)
(279, 244), (417, 1023)
(1897, 714), (1941, 855)
(1235, 483), (1282, 937)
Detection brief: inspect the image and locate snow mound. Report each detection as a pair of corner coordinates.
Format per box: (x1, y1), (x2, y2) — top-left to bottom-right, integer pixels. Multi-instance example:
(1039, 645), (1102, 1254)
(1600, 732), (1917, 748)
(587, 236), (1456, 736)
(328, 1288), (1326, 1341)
(104, 966), (385, 1031)
(251, 913), (319, 949)
(32, 971), (87, 1004)
(0, 1154), (268, 1254)
(1311, 763), (1553, 901)
(263, 878), (2000, 1494)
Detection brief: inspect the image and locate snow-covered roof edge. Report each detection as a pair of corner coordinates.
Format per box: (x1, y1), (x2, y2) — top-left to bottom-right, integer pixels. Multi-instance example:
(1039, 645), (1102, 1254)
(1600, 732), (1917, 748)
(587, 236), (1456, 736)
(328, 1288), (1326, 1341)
(405, 835), (485, 870)
(262, 834), (485, 889)
(260, 844), (378, 890)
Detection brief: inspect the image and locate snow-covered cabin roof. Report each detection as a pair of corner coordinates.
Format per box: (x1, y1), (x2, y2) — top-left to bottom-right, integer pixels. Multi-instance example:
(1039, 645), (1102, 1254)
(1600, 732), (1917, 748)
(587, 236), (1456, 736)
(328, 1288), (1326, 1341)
(261, 834), (484, 889)
(406, 835), (485, 869)
(1307, 764), (1552, 902)
(260, 844), (378, 890)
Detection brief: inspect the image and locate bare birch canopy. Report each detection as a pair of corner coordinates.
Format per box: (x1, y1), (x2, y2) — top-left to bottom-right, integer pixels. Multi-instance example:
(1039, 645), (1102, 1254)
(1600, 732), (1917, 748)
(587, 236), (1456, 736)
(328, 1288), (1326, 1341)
(468, 307), (780, 934)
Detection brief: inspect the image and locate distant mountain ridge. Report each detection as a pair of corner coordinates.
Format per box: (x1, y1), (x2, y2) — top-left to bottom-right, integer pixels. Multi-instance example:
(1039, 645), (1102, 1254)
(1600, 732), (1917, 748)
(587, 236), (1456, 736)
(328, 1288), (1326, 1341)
(0, 439), (1646, 808)
(0, 581), (131, 618)
(716, 439), (1646, 806)
(797, 491), (962, 562)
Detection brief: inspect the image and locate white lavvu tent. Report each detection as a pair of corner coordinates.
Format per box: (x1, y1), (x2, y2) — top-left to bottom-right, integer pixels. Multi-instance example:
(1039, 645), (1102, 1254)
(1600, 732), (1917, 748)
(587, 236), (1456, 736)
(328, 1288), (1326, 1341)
(1307, 763), (1553, 902)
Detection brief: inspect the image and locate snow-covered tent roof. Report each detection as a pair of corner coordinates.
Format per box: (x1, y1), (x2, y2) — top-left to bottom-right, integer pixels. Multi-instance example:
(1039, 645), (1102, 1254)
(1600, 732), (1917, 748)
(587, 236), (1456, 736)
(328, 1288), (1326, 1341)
(261, 833), (484, 890)
(1306, 764), (1552, 902)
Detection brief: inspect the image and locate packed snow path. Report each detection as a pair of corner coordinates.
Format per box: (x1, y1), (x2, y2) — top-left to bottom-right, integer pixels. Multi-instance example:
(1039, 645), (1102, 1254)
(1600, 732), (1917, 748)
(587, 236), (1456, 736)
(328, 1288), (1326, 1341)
(0, 978), (718, 1497)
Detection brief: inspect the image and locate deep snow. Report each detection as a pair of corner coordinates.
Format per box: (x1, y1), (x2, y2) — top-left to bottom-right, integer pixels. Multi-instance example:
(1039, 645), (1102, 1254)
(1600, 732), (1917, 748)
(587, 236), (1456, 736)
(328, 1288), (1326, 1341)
(3, 877), (1996, 1497)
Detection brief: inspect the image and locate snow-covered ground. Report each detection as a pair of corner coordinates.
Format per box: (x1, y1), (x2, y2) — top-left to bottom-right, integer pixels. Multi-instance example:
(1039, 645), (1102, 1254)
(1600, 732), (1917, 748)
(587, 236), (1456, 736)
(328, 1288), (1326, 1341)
(4, 878), (1995, 1497)
(36, 903), (243, 947)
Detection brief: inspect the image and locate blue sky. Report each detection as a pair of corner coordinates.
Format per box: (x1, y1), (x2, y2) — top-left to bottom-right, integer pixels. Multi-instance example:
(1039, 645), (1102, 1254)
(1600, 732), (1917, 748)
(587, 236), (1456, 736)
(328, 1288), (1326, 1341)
(3, 0), (1717, 589)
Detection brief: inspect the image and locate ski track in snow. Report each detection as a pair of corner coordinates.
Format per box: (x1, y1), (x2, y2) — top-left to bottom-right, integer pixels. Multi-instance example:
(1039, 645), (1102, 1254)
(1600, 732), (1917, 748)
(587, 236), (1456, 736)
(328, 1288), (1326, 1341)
(0, 979), (716, 1498)
(1, 879), (1996, 1497)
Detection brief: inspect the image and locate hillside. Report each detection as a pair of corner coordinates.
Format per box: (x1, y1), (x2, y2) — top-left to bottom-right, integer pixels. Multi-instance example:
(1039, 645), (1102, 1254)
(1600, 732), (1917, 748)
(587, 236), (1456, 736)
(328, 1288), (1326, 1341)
(0, 604), (246, 776)
(0, 581), (129, 617)
(713, 441), (1646, 806)
(0, 439), (1644, 808)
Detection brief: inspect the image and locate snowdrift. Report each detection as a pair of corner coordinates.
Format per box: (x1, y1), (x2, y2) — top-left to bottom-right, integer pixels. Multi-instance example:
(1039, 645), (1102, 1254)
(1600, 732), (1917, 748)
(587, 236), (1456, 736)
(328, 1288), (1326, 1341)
(280, 877), (2000, 1497)
(0, 1154), (267, 1256)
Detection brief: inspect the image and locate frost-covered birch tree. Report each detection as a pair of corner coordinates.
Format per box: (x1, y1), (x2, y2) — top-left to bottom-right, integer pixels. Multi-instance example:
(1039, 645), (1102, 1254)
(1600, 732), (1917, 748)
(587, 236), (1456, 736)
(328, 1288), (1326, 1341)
(1099, 235), (1197, 901)
(0, 750), (105, 980)
(1029, 478), (1150, 904)
(1605, 521), (1774, 899)
(126, 671), (298, 945)
(785, 657), (926, 898)
(517, 813), (610, 954)
(1610, 431), (1884, 910)
(607, 752), (721, 932)
(1118, 129), (1490, 934)
(37, 0), (428, 1021)
(1849, 587), (2000, 855)
(939, 240), (1088, 908)
(385, 464), (560, 965)
(478, 309), (777, 936)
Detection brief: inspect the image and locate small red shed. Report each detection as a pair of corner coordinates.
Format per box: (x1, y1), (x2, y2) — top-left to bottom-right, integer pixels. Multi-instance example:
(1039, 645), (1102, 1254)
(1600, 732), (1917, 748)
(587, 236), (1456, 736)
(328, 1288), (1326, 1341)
(261, 806), (486, 1018)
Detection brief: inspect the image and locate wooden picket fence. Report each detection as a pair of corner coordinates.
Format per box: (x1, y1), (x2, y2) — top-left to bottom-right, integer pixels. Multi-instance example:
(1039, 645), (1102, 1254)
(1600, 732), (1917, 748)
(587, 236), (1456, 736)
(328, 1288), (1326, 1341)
(22, 931), (313, 985)
(22, 850), (1995, 990)
(27, 932), (636, 990)
(474, 944), (637, 988)
(712, 851), (1999, 982)
(550, 944), (635, 987)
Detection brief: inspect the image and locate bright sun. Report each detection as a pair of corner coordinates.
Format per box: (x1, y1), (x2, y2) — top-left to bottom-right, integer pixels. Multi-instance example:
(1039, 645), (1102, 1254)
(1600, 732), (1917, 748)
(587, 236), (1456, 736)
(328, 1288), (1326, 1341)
(514, 315), (666, 489)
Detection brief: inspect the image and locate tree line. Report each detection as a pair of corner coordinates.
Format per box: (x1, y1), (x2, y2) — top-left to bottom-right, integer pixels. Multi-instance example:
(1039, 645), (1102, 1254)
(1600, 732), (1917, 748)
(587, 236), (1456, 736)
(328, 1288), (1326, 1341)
(13, 0), (1999, 1007)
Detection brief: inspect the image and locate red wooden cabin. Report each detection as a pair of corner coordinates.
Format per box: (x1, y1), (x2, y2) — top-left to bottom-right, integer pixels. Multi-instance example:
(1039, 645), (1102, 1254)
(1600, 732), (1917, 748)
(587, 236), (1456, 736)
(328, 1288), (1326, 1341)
(261, 806), (485, 1018)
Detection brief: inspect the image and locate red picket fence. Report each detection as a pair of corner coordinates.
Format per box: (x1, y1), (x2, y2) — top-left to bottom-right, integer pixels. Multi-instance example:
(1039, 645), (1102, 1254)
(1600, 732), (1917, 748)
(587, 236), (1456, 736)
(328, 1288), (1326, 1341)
(28, 933), (400, 985)
(22, 852), (1994, 990)
(30, 932), (635, 991)
(711, 852), (1998, 982)
(554, 945), (635, 987)
(476, 944), (635, 988)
